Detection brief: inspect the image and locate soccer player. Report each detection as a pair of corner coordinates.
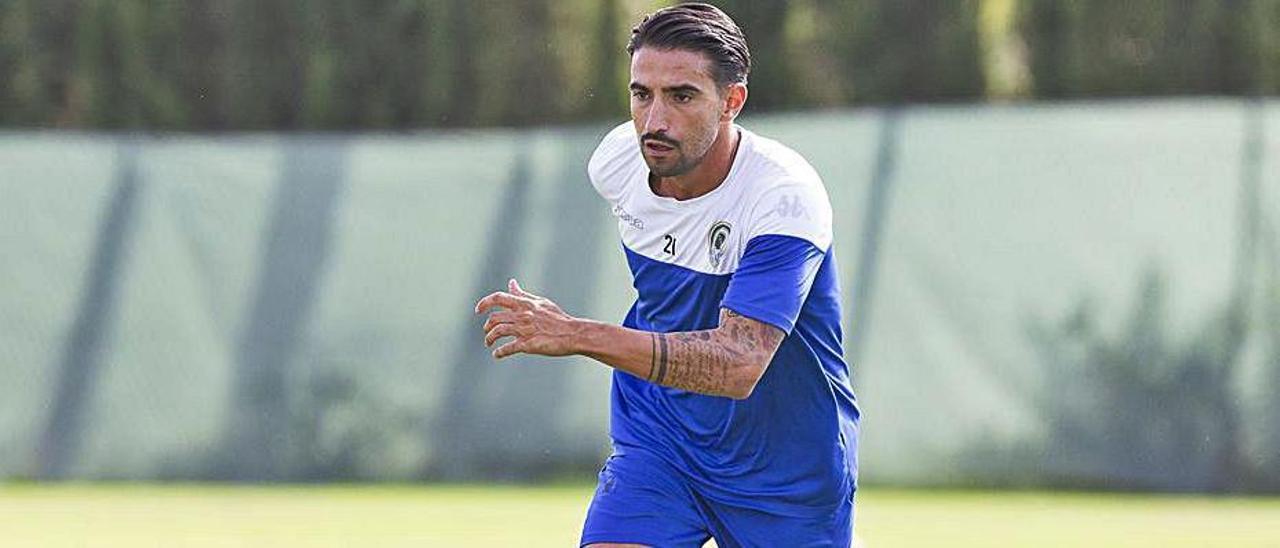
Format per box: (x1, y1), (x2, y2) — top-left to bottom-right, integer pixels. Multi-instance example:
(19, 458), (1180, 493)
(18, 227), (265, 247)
(474, 4), (859, 546)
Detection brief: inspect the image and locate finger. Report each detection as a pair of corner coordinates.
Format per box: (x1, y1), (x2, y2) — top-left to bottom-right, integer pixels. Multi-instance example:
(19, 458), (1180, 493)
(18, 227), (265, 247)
(475, 291), (516, 313)
(474, 292), (493, 314)
(493, 338), (525, 359)
(475, 292), (525, 314)
(508, 278), (528, 297)
(481, 310), (517, 333)
(485, 323), (519, 347)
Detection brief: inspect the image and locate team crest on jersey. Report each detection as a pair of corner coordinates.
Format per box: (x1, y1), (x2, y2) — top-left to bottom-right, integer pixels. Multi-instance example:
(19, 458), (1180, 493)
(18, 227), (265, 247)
(708, 221), (732, 268)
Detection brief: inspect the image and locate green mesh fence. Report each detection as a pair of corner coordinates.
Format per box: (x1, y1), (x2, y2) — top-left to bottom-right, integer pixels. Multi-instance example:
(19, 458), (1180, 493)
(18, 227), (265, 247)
(2, 99), (1278, 490)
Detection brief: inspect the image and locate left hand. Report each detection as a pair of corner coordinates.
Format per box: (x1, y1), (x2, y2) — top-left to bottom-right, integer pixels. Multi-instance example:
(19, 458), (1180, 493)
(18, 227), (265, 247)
(474, 279), (579, 359)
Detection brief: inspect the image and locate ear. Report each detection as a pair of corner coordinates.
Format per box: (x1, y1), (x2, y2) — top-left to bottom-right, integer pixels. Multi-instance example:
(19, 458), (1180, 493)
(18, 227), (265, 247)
(721, 83), (748, 122)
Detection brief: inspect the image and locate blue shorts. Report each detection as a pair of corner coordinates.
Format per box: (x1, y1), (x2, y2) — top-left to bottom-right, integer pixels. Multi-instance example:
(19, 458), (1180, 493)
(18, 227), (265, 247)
(580, 450), (854, 548)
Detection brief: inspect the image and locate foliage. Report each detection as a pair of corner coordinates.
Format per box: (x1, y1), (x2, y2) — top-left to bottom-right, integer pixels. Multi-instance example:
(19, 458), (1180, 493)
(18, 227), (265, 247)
(0, 1), (1276, 127)
(1019, 0), (1280, 97)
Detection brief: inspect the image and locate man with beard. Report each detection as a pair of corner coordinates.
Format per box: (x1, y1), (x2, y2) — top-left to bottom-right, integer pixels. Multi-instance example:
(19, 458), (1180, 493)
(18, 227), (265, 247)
(476, 4), (859, 546)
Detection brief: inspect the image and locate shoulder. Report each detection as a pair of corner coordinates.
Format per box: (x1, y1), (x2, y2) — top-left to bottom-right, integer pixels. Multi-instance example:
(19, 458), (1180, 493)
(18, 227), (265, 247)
(737, 130), (833, 250)
(587, 121), (639, 201)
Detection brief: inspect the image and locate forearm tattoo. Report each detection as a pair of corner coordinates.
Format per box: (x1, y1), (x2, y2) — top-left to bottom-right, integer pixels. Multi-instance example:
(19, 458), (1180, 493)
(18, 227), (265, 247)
(647, 332), (669, 384)
(647, 309), (784, 397)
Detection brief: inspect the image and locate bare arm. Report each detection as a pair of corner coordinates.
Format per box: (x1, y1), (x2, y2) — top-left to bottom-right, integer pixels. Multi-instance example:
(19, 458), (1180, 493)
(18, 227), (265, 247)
(476, 279), (784, 399)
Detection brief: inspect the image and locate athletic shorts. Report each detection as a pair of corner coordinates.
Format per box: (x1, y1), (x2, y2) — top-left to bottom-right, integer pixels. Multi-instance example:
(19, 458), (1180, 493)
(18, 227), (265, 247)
(580, 449), (854, 548)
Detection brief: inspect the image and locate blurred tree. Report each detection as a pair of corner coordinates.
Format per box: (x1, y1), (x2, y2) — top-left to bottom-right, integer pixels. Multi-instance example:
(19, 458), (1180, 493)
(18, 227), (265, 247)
(226, 0), (304, 129)
(587, 0), (626, 119)
(438, 0), (479, 126)
(1257, 0), (1280, 92)
(1019, 0), (1280, 97)
(297, 0), (435, 129)
(820, 0), (986, 103)
(0, 1), (33, 124)
(1, 0), (1278, 129)
(1018, 0), (1073, 96)
(177, 0), (232, 129)
(73, 0), (188, 129)
(0, 0), (83, 126)
(977, 0), (1031, 99)
(715, 0), (794, 110)
(497, 1), (564, 125)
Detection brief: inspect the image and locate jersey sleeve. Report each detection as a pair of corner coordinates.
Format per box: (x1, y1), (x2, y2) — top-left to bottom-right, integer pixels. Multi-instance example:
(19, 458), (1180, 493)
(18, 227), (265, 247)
(743, 178), (833, 249)
(720, 179), (834, 334)
(586, 122), (637, 202)
(720, 235), (826, 334)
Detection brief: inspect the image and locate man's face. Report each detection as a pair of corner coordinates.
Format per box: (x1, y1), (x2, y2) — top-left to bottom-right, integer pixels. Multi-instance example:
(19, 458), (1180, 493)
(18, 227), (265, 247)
(629, 47), (725, 178)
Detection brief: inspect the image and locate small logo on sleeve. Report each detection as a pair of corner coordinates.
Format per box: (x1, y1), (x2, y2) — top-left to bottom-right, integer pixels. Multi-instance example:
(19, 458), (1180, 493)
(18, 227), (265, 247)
(770, 194), (809, 219)
(708, 221), (732, 268)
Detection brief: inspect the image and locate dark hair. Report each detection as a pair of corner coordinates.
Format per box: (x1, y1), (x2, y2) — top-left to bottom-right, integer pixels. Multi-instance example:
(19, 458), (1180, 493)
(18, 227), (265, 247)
(626, 3), (751, 88)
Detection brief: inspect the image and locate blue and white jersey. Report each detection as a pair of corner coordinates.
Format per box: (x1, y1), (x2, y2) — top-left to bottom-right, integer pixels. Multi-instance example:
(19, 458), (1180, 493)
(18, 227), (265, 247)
(588, 122), (860, 515)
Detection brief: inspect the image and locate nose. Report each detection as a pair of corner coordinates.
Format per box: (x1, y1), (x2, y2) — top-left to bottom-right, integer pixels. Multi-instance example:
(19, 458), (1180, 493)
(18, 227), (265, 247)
(642, 99), (670, 135)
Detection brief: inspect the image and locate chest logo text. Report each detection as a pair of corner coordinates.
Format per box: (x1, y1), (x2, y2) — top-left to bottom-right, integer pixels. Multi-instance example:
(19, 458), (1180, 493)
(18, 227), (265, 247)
(612, 204), (645, 230)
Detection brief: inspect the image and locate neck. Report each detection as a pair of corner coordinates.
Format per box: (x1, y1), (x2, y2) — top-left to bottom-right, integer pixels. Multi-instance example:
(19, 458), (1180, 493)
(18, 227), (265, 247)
(653, 124), (740, 201)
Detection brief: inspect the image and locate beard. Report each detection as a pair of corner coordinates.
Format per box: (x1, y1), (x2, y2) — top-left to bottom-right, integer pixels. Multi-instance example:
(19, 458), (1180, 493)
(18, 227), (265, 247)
(640, 129), (715, 178)
(645, 149), (698, 177)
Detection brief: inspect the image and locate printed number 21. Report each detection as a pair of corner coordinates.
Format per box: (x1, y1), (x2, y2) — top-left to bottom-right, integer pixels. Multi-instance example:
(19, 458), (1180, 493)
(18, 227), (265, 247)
(662, 234), (676, 255)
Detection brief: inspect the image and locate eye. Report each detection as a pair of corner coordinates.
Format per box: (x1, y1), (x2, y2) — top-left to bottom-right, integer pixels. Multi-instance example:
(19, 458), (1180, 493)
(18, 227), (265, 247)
(631, 89), (650, 100)
(674, 93), (692, 104)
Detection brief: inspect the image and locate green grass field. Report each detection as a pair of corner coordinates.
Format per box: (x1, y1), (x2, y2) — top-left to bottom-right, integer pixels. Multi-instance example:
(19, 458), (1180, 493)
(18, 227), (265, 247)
(2, 483), (1278, 547)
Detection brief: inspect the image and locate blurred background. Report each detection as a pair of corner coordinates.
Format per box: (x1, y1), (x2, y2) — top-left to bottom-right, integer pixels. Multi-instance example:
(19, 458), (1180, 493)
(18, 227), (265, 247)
(2, 0), (1280, 545)
(2, 0), (1278, 129)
